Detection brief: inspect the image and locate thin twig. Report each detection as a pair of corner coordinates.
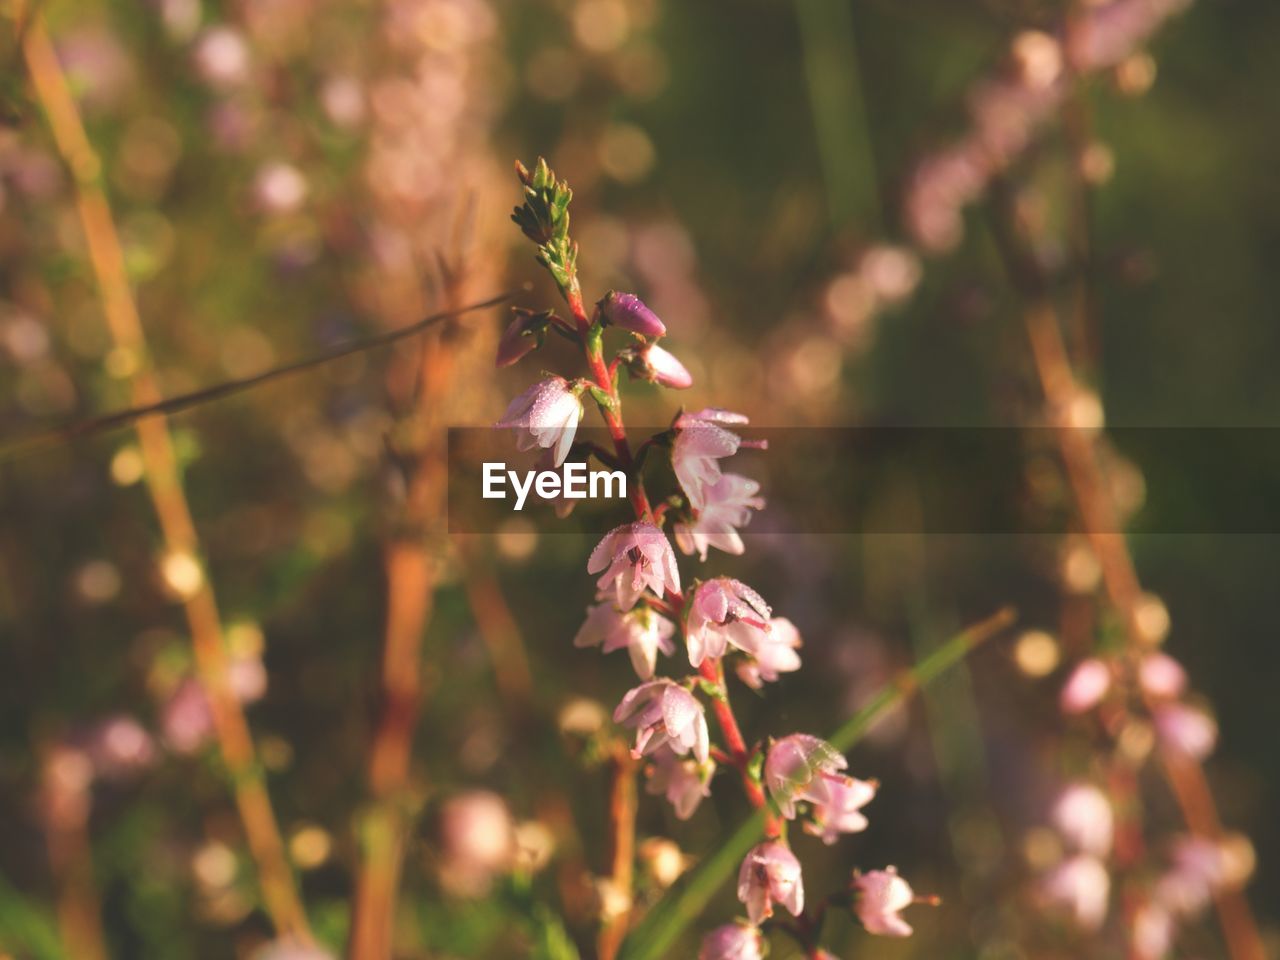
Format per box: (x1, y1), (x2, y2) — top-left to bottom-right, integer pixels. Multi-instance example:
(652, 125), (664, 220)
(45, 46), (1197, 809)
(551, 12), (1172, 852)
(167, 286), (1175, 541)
(0, 293), (511, 463)
(20, 10), (310, 942)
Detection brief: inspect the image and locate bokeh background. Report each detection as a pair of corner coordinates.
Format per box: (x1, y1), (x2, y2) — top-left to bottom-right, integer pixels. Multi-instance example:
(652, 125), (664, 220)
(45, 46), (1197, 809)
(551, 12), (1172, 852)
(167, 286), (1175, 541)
(2, 0), (1278, 957)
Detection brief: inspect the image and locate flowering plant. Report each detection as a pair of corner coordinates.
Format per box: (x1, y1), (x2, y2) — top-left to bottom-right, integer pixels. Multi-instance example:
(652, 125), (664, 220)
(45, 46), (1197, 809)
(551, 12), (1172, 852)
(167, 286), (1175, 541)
(497, 158), (942, 958)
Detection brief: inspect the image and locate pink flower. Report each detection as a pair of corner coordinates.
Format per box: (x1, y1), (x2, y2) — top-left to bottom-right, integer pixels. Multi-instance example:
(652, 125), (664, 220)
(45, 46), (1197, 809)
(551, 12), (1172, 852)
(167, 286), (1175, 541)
(645, 748), (714, 820)
(193, 26), (250, 89)
(574, 602), (676, 680)
(587, 522), (681, 609)
(1139, 652), (1187, 700)
(1059, 657), (1111, 714)
(737, 840), (804, 925)
(601, 292), (666, 338)
(252, 941), (336, 960)
(675, 474), (764, 560)
(763, 733), (847, 819)
(496, 377), (582, 466)
(1052, 782), (1114, 857)
(672, 409), (750, 510)
(637, 342), (693, 389)
(698, 922), (763, 960)
(804, 774), (877, 845)
(685, 577), (771, 666)
(1042, 854), (1110, 931)
(161, 678), (214, 754)
(735, 616), (802, 689)
(854, 867), (916, 937)
(1153, 703), (1217, 760)
(613, 680), (709, 764)
(1131, 901), (1175, 960)
(437, 790), (515, 898)
(84, 715), (156, 780)
(1155, 835), (1227, 916)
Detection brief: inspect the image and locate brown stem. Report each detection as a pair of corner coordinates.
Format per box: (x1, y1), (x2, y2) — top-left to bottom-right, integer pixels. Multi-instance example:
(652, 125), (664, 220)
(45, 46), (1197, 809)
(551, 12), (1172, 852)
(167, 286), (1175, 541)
(992, 194), (1264, 960)
(20, 11), (309, 942)
(350, 233), (493, 955)
(598, 746), (639, 960)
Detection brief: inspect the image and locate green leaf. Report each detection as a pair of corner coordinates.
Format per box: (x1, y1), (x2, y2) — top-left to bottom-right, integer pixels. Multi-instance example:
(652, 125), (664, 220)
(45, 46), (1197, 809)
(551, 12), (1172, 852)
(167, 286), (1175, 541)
(616, 607), (1015, 960)
(531, 905), (582, 960)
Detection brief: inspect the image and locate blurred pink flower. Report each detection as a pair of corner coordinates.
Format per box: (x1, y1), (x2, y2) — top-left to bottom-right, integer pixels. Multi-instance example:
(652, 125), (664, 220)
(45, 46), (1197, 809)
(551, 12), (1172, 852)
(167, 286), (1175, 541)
(1131, 900), (1175, 960)
(497, 377), (582, 466)
(253, 941), (335, 960)
(1043, 854), (1110, 930)
(84, 714), (157, 780)
(698, 922), (764, 960)
(1155, 835), (1227, 916)
(613, 680), (709, 763)
(254, 162), (308, 214)
(737, 840), (804, 925)
(587, 522), (681, 609)
(437, 790), (515, 898)
(1052, 782), (1114, 857)
(1060, 657), (1111, 714)
(574, 602), (675, 680)
(854, 867), (916, 937)
(1139, 652), (1187, 700)
(1153, 702), (1217, 760)
(645, 748), (713, 820)
(193, 26), (250, 88)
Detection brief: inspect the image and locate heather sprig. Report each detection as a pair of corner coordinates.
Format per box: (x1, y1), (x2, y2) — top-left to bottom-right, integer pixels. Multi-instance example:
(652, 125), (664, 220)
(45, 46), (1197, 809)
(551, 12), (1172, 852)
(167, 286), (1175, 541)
(497, 157), (937, 958)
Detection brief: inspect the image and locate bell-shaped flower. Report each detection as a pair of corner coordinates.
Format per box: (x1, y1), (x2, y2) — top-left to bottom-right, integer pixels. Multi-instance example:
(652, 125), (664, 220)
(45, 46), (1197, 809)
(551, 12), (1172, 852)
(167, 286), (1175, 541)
(1153, 702), (1217, 760)
(764, 733), (848, 819)
(496, 376), (582, 466)
(574, 602), (675, 680)
(587, 522), (681, 609)
(737, 840), (804, 925)
(675, 474), (764, 560)
(1059, 657), (1111, 714)
(685, 577), (771, 666)
(698, 922), (764, 960)
(613, 680), (709, 764)
(1042, 854), (1110, 931)
(672, 409), (750, 510)
(1052, 782), (1114, 857)
(645, 747), (714, 820)
(601, 291), (666, 338)
(804, 774), (877, 844)
(735, 616), (802, 689)
(854, 867), (918, 937)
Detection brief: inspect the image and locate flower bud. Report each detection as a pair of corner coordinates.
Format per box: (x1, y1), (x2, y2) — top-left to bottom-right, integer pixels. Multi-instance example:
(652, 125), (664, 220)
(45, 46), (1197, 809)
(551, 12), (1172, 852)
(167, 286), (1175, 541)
(634, 342), (693, 389)
(601, 292), (666, 337)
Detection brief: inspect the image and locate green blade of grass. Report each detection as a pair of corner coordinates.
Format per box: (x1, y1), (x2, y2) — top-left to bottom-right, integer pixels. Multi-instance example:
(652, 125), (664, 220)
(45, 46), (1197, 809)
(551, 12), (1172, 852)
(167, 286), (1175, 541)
(617, 606), (1015, 960)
